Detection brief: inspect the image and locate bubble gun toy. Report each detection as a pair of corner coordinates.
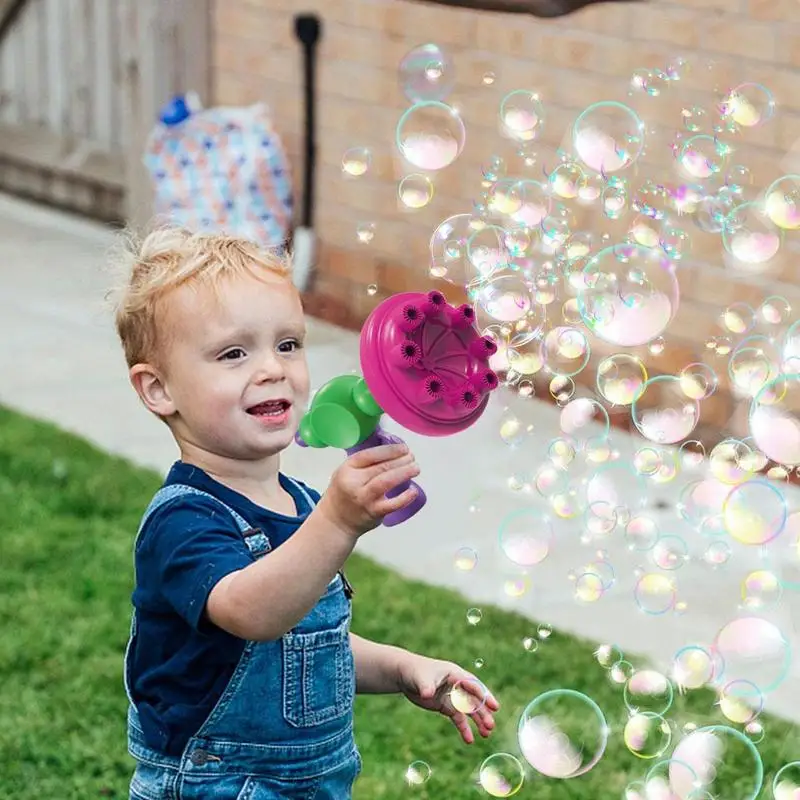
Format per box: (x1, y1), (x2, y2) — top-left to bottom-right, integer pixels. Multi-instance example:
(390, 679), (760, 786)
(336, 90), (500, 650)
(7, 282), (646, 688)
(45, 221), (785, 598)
(295, 290), (500, 526)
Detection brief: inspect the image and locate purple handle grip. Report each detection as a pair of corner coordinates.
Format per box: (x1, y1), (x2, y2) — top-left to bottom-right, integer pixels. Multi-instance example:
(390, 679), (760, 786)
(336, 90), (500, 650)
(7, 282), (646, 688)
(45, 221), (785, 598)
(345, 428), (426, 527)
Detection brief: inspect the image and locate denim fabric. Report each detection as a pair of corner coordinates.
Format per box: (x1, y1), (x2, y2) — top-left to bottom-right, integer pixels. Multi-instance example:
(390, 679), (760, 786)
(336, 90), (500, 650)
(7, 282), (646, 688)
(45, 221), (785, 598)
(125, 480), (360, 799)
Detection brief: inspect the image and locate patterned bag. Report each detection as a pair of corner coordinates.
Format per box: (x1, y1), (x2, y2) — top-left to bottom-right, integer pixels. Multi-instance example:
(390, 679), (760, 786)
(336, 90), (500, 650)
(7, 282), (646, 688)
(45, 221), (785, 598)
(143, 95), (293, 248)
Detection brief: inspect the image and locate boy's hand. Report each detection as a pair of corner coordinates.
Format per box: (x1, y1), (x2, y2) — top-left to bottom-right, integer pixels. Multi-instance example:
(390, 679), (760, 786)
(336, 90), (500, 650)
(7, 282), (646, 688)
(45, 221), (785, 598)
(317, 443), (420, 538)
(397, 654), (500, 744)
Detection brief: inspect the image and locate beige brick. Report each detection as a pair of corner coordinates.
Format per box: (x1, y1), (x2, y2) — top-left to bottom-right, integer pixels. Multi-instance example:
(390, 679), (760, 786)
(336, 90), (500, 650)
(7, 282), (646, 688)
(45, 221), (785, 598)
(553, 3), (632, 36)
(672, 0), (740, 9)
(745, 0), (799, 21)
(535, 31), (632, 77)
(634, 6), (701, 50)
(701, 16), (777, 61)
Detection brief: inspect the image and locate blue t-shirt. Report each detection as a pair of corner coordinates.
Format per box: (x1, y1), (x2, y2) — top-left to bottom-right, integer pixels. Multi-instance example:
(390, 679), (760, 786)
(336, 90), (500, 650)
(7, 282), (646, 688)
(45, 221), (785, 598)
(127, 461), (321, 756)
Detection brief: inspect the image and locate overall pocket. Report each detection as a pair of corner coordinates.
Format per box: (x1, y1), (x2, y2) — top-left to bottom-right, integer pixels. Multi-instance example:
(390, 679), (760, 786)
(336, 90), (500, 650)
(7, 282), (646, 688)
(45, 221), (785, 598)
(130, 762), (173, 800)
(281, 618), (354, 728)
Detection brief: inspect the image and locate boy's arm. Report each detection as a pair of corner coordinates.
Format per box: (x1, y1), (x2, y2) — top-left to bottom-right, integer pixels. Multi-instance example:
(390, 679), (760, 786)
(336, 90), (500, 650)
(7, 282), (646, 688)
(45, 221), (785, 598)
(207, 507), (355, 642)
(350, 632), (415, 694)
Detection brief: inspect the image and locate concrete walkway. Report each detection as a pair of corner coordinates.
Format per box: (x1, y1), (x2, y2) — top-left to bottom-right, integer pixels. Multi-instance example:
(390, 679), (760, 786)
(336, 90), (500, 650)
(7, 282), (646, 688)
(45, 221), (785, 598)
(1, 192), (798, 724)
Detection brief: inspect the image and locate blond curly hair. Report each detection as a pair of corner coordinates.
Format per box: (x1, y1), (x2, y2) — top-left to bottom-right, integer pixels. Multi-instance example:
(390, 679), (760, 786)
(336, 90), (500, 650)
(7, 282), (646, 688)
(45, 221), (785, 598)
(105, 225), (293, 372)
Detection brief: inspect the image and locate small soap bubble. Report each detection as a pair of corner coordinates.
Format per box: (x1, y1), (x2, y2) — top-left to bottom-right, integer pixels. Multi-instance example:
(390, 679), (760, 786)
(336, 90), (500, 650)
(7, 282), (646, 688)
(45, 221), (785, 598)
(720, 82), (775, 128)
(500, 90), (545, 142)
(523, 636), (539, 653)
(341, 147), (371, 177)
(467, 607), (483, 625)
(399, 43), (454, 103)
(479, 753), (525, 797)
(366, 283), (378, 296)
(450, 677), (488, 713)
(397, 101), (466, 171)
(455, 546), (478, 571)
(474, 657), (485, 669)
(398, 174), (434, 209)
(573, 101), (644, 173)
(610, 660), (634, 684)
(482, 71), (496, 86)
(765, 175), (800, 230)
(405, 760), (432, 786)
(356, 222), (375, 244)
(537, 623), (553, 639)
(595, 643), (624, 668)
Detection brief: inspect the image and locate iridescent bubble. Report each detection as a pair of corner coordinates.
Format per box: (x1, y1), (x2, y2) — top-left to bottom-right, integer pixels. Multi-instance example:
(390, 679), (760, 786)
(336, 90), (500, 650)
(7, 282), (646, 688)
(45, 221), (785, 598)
(765, 175), (800, 230)
(633, 447), (662, 476)
(398, 174), (434, 209)
(671, 726), (763, 800)
(784, 321), (800, 372)
(624, 712), (672, 759)
(450, 676), (488, 713)
(632, 375), (700, 444)
(405, 760), (433, 785)
(679, 440), (706, 470)
(721, 302), (756, 335)
(467, 607), (483, 625)
(671, 645), (719, 691)
(719, 679), (763, 724)
(549, 375), (576, 403)
(704, 539), (732, 567)
(602, 177), (628, 219)
(573, 101), (644, 173)
(429, 213), (484, 283)
(750, 374), (800, 465)
(634, 572), (676, 615)
(341, 147), (371, 177)
(511, 179), (551, 227)
(585, 501), (618, 538)
(652, 535), (689, 570)
(356, 222), (375, 244)
(559, 398), (610, 448)
(479, 753), (525, 797)
(537, 623), (553, 639)
(677, 135), (726, 180)
(541, 326), (590, 377)
(467, 225), (511, 280)
(722, 201), (783, 266)
(517, 690), (608, 778)
(625, 515), (659, 551)
(500, 90), (545, 142)
(714, 616), (791, 695)
(548, 161), (587, 200)
(573, 571), (605, 603)
(455, 546), (478, 571)
(742, 569), (782, 610)
(596, 353), (648, 405)
(729, 343), (779, 399)
(720, 82), (775, 128)
(760, 294), (792, 325)
(682, 105), (708, 133)
(587, 462), (647, 519)
(624, 780), (648, 800)
(578, 243), (679, 347)
(722, 478), (787, 546)
(397, 101), (465, 171)
(498, 509), (554, 567)
(595, 643), (624, 668)
(472, 274), (534, 325)
(624, 670), (674, 715)
(660, 223), (689, 260)
(679, 363), (718, 401)
(773, 762), (800, 800)
(611, 660), (635, 684)
(399, 43), (454, 103)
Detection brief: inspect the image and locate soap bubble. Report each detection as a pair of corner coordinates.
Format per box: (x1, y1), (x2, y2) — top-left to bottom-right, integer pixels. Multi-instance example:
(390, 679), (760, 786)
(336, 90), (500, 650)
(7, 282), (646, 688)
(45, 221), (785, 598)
(719, 82), (775, 129)
(356, 222), (375, 244)
(511, 179), (551, 227)
(625, 515), (660, 551)
(541, 326), (591, 377)
(595, 643), (624, 668)
(450, 676), (489, 713)
(341, 147), (371, 177)
(773, 762), (800, 800)
(634, 572), (677, 615)
(721, 302), (756, 335)
(538, 623), (553, 639)
(624, 670), (674, 715)
(467, 607), (483, 625)
(397, 101), (465, 171)
(729, 343), (779, 398)
(578, 243), (679, 347)
(429, 213), (484, 283)
(765, 175), (800, 230)
(718, 679), (763, 724)
(596, 353), (648, 405)
(478, 753), (525, 797)
(750, 374), (800, 465)
(677, 135), (726, 181)
(498, 509), (554, 567)
(679, 363), (718, 400)
(722, 201), (783, 266)
(632, 375), (701, 444)
(559, 398), (610, 448)
(760, 295), (793, 325)
(572, 101), (644, 173)
(517, 689), (608, 778)
(624, 712), (672, 759)
(548, 161), (588, 200)
(652, 535), (689, 570)
(500, 90), (545, 142)
(713, 616), (791, 695)
(722, 478), (787, 546)
(671, 726), (763, 800)
(398, 174), (435, 208)
(399, 43), (455, 103)
(671, 645), (719, 691)
(405, 760), (433, 785)
(455, 546), (478, 571)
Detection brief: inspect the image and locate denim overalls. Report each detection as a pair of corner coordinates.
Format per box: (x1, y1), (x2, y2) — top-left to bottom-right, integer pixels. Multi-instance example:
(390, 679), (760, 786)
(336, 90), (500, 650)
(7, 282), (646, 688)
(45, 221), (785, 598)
(124, 481), (361, 799)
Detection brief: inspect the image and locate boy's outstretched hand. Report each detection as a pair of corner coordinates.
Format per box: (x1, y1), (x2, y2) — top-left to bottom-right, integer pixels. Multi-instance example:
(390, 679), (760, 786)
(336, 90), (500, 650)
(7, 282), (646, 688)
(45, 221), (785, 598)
(397, 654), (500, 744)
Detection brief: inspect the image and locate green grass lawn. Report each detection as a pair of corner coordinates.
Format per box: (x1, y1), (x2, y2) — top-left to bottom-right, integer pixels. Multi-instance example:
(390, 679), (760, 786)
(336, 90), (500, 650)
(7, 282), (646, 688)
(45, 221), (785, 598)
(0, 404), (797, 799)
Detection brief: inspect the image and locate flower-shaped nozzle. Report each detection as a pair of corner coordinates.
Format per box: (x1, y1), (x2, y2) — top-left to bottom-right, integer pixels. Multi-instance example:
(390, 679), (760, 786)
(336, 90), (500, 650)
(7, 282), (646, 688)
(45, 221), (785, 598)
(416, 373), (446, 406)
(470, 367), (499, 393)
(448, 303), (477, 329)
(447, 380), (481, 410)
(397, 302), (425, 333)
(469, 336), (498, 360)
(422, 290), (447, 317)
(389, 338), (423, 369)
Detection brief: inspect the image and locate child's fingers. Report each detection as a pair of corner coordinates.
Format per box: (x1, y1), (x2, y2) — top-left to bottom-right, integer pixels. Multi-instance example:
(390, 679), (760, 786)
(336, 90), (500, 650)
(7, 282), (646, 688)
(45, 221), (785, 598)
(450, 712), (474, 744)
(369, 462), (420, 497)
(374, 485), (419, 517)
(348, 443), (408, 468)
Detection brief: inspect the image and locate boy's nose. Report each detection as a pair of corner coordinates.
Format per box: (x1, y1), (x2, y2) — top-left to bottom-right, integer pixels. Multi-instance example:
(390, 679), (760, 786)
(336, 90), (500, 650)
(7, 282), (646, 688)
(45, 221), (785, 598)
(253, 355), (286, 382)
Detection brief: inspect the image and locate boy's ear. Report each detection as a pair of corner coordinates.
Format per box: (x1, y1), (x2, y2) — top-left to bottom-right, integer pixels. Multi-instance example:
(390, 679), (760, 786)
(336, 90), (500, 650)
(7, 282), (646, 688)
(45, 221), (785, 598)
(129, 364), (176, 417)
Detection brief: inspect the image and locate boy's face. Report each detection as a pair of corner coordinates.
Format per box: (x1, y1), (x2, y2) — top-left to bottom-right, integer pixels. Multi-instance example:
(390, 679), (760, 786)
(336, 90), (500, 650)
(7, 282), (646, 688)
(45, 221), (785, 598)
(154, 270), (310, 462)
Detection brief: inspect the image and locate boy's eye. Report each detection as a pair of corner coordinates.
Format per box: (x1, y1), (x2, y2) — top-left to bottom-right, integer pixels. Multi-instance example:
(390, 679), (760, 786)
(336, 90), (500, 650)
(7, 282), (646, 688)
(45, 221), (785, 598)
(278, 339), (303, 353)
(220, 348), (246, 361)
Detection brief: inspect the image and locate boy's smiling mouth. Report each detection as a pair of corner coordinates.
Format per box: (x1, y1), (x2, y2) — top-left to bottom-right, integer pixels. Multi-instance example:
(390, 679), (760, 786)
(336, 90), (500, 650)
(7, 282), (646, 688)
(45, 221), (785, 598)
(246, 399), (292, 417)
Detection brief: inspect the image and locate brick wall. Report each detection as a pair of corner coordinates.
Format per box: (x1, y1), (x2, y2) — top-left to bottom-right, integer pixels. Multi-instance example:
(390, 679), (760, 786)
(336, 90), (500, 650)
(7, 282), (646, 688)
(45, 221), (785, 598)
(211, 0), (800, 446)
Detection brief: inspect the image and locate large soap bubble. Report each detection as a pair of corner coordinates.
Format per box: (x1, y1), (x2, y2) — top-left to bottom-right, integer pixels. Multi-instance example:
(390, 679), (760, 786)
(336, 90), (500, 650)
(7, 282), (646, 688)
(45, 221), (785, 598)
(397, 101), (465, 171)
(749, 373), (800, 465)
(572, 101), (645, 174)
(517, 689), (608, 779)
